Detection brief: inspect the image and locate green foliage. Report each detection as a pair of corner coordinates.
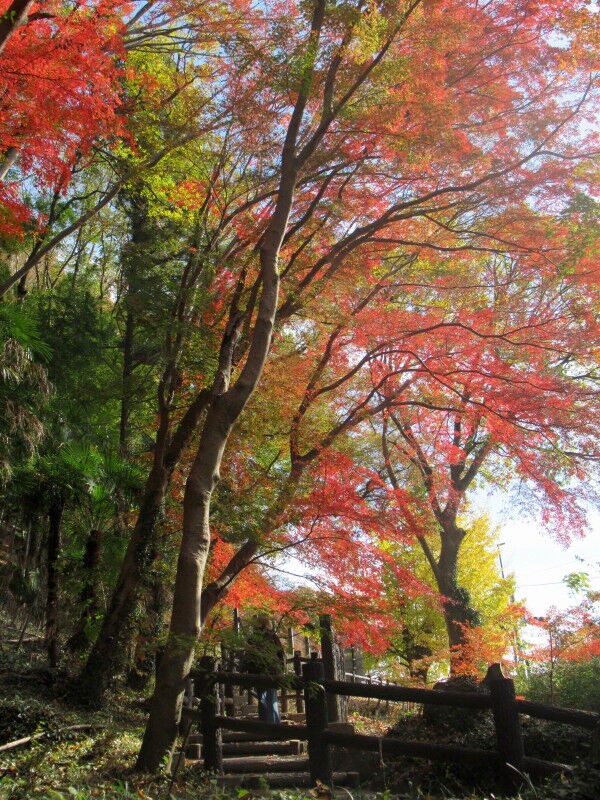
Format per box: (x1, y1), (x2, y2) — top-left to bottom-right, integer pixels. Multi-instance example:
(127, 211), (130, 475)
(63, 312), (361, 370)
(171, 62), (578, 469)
(519, 656), (600, 712)
(30, 281), (122, 443)
(380, 515), (516, 680)
(0, 302), (51, 362)
(0, 301), (51, 483)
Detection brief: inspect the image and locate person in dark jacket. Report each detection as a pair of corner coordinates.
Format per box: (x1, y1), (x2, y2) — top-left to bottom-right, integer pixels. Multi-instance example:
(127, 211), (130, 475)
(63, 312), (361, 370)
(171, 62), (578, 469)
(242, 614), (285, 723)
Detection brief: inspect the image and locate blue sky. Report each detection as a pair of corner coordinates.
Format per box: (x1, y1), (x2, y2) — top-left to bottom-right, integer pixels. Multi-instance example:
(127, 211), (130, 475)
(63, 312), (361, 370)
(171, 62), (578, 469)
(474, 491), (600, 615)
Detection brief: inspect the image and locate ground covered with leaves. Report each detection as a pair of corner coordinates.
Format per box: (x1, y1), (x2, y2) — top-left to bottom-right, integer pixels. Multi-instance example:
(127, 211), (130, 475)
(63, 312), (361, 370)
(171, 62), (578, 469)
(1, 674), (598, 800)
(384, 708), (599, 800)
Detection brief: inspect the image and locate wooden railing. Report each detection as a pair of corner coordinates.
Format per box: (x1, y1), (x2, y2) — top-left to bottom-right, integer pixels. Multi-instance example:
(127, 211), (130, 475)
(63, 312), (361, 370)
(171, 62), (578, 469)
(185, 657), (600, 792)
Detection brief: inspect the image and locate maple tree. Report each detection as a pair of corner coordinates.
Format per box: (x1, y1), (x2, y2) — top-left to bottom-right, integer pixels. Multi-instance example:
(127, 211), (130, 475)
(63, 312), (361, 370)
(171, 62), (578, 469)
(0, 0), (231, 293)
(359, 238), (600, 665)
(137, 0), (598, 764)
(524, 592), (600, 706)
(195, 209), (600, 672)
(0, 0), (597, 776)
(0, 0), (127, 237)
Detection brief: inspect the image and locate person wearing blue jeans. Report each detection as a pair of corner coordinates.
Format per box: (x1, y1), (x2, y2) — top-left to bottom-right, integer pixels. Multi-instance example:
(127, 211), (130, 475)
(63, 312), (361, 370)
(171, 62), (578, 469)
(242, 614), (284, 724)
(258, 686), (281, 724)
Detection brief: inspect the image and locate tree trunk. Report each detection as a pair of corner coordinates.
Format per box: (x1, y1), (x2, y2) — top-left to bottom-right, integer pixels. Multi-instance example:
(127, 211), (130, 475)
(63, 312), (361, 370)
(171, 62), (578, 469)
(137, 179), (286, 769)
(75, 463), (169, 704)
(136, 2), (325, 769)
(67, 528), (103, 652)
(46, 499), (65, 669)
(436, 524), (478, 672)
(126, 531), (170, 690)
(119, 309), (135, 457)
(137, 397), (234, 769)
(0, 0), (34, 55)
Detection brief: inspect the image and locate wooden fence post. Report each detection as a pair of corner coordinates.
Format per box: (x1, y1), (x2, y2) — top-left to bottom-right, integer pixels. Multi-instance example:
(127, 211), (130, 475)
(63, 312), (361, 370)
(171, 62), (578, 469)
(281, 646), (289, 715)
(319, 613), (345, 723)
(222, 644), (235, 717)
(490, 675), (524, 792)
(198, 655), (222, 773)
(294, 650), (304, 713)
(303, 659), (332, 786)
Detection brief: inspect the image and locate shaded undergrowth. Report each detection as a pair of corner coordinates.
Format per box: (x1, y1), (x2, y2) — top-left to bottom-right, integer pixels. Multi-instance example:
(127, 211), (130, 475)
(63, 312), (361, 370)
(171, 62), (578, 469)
(1, 672), (598, 800)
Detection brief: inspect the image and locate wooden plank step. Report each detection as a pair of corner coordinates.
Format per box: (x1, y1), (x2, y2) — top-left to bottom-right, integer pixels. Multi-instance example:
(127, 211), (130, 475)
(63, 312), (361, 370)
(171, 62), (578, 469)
(222, 730), (289, 743)
(222, 740), (302, 756)
(222, 755), (309, 773)
(188, 731), (291, 744)
(217, 771), (360, 789)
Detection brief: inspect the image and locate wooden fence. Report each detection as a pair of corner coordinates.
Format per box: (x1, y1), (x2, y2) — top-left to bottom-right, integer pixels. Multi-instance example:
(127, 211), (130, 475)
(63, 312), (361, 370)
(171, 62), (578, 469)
(184, 657), (600, 793)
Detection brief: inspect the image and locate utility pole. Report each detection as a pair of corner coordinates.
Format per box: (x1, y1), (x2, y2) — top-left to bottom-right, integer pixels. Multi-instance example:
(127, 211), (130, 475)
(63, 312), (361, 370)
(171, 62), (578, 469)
(497, 542), (526, 674)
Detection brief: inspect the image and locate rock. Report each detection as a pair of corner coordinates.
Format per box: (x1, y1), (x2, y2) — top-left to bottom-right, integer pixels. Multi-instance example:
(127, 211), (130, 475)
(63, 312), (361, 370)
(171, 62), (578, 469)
(423, 675), (486, 731)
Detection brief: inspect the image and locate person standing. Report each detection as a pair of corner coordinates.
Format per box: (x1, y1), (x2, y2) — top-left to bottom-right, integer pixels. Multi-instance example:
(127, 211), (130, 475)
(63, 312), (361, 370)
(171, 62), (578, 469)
(242, 614), (285, 724)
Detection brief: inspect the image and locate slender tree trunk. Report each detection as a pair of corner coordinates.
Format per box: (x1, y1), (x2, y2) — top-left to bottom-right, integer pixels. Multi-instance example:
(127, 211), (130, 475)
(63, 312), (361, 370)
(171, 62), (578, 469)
(136, 2), (327, 769)
(46, 499), (65, 669)
(67, 528), (103, 652)
(137, 397), (235, 768)
(126, 529), (170, 690)
(120, 310), (135, 457)
(137, 171), (286, 770)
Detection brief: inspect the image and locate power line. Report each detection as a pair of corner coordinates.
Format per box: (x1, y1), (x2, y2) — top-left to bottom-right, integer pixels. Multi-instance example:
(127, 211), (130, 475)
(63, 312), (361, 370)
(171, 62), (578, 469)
(518, 574), (600, 588)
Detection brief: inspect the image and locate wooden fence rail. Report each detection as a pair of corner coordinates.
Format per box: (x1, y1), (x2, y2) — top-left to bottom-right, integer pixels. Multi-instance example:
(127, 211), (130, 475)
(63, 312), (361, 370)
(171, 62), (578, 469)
(188, 658), (599, 793)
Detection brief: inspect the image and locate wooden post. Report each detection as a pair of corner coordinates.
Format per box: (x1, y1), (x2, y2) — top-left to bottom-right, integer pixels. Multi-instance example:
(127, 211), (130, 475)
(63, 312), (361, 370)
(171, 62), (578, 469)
(281, 635), (289, 715)
(374, 676), (382, 715)
(294, 650), (304, 713)
(303, 659), (332, 786)
(319, 614), (345, 723)
(304, 635), (311, 657)
(490, 673), (524, 792)
(223, 645), (234, 717)
(198, 655), (222, 772)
